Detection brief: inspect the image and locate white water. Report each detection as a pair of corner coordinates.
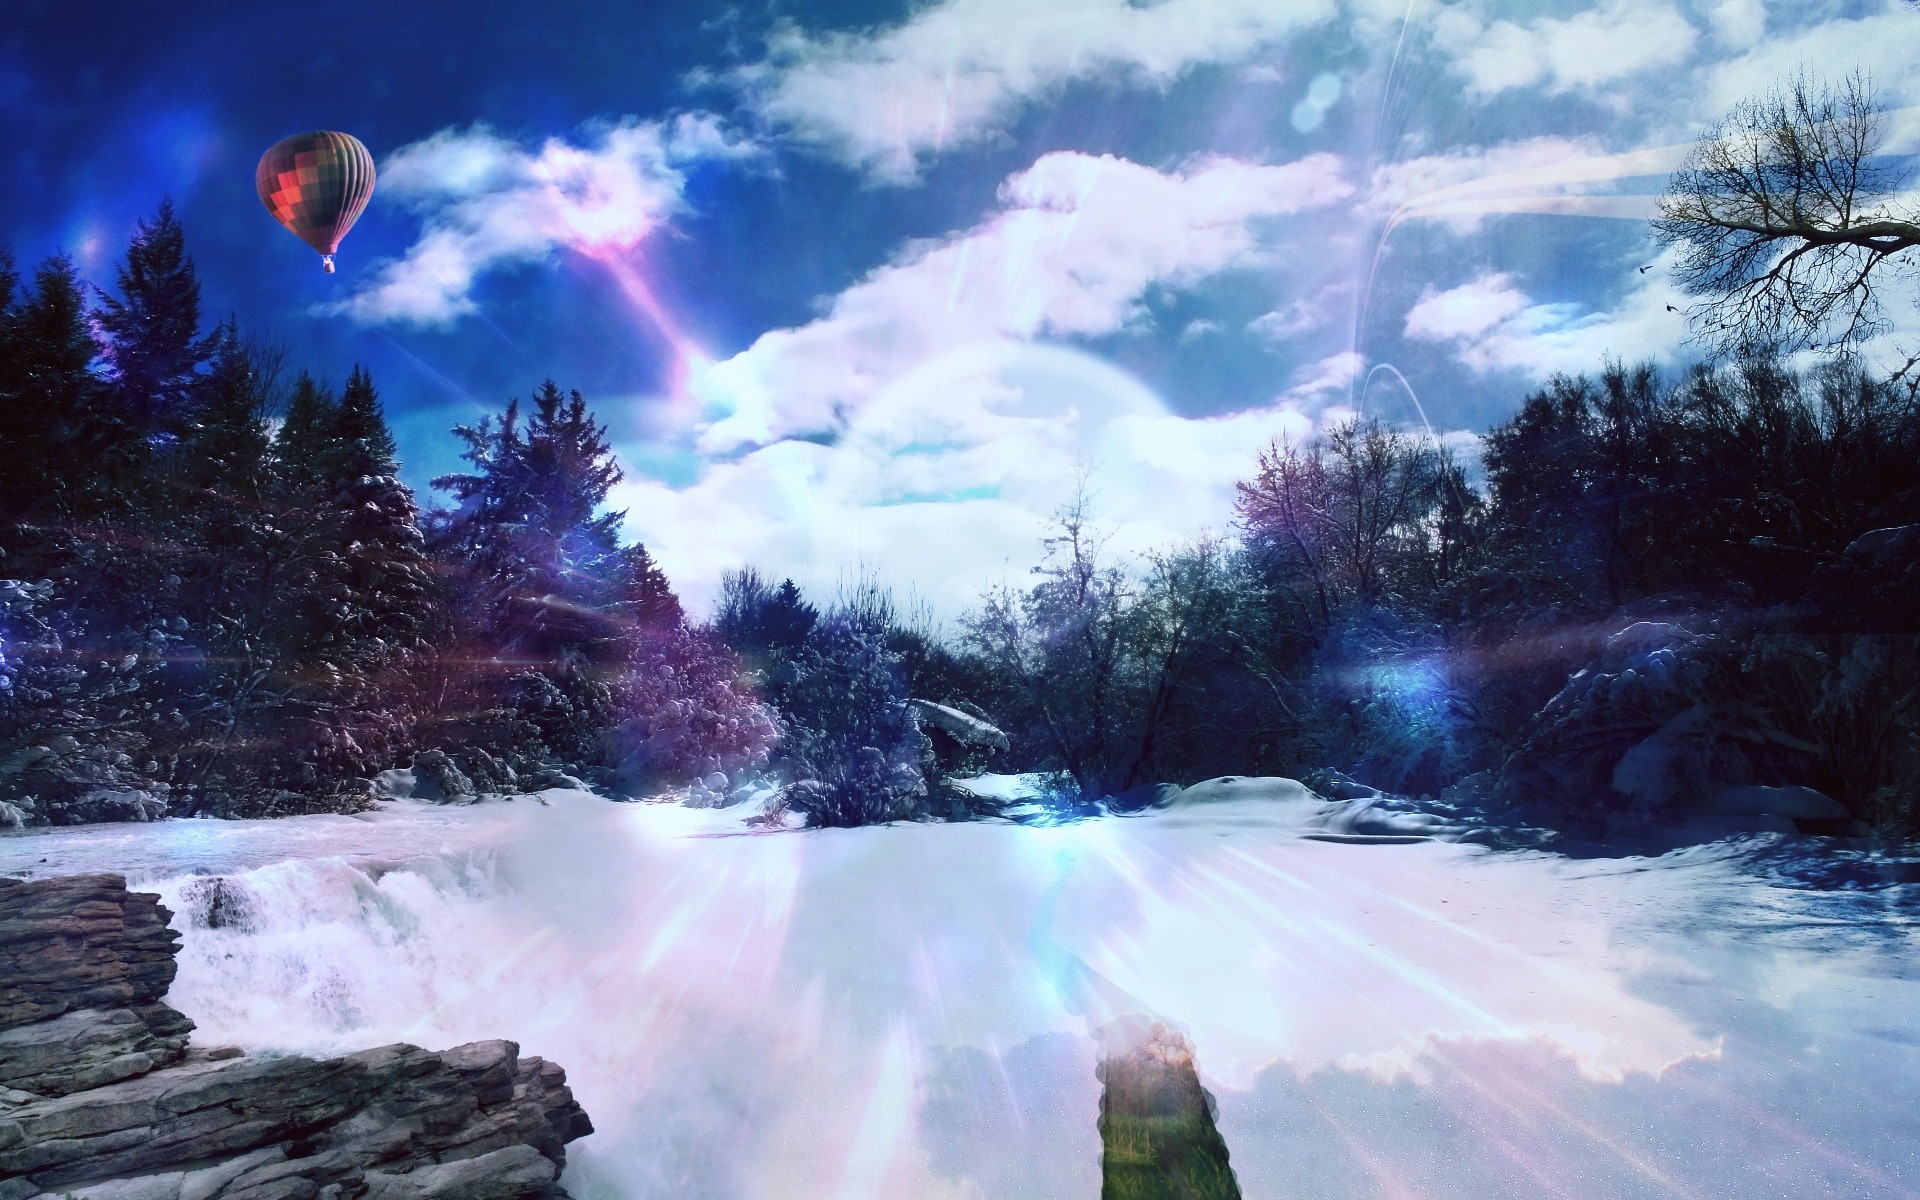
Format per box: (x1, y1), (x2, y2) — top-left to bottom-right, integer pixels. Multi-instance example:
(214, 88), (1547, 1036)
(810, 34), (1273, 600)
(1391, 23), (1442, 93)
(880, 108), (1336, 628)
(4, 789), (1918, 1198)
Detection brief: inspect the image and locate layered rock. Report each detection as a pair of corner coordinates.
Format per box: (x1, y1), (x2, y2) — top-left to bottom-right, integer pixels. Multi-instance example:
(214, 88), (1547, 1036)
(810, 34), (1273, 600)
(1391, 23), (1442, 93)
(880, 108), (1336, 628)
(0, 875), (592, 1200)
(0, 874), (185, 1030)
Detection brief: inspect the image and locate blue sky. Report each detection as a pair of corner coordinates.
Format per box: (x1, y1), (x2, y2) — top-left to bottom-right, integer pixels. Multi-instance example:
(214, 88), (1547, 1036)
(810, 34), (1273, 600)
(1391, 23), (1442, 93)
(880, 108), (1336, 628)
(5, 0), (1917, 616)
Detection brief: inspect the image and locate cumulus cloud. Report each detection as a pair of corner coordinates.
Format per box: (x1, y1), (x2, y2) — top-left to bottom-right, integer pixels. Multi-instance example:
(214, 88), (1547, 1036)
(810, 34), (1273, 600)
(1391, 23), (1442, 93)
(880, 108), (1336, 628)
(1281, 350), (1367, 403)
(618, 342), (1317, 619)
(609, 146), (1358, 615)
(1403, 268), (1690, 378)
(1701, 10), (1920, 116)
(1704, 0), (1765, 49)
(1432, 0), (1698, 99)
(720, 0), (1338, 182)
(690, 149), (1353, 454)
(334, 113), (757, 326)
(1403, 273), (1529, 342)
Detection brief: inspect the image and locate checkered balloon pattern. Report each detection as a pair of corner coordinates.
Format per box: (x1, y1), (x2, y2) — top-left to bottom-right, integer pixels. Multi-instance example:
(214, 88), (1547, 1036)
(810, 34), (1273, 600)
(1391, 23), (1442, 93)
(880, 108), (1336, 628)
(256, 131), (376, 257)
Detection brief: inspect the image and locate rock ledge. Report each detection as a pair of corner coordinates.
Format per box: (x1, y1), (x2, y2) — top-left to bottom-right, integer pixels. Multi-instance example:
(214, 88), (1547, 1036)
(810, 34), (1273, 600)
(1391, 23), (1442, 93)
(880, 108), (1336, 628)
(0, 874), (592, 1200)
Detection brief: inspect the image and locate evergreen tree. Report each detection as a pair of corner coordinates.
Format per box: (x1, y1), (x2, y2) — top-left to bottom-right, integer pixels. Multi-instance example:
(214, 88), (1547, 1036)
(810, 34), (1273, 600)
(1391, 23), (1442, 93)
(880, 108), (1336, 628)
(263, 366), (433, 806)
(274, 372), (341, 493)
(0, 257), (102, 534)
(94, 200), (213, 449)
(430, 381), (680, 768)
(316, 365), (433, 683)
(264, 373), (342, 673)
(0, 257), (178, 824)
(711, 569), (818, 713)
(165, 324), (279, 805)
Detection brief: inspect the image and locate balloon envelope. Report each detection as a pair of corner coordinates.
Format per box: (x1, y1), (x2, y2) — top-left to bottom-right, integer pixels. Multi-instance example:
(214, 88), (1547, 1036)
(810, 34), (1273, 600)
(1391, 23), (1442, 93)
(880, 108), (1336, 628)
(256, 131), (375, 268)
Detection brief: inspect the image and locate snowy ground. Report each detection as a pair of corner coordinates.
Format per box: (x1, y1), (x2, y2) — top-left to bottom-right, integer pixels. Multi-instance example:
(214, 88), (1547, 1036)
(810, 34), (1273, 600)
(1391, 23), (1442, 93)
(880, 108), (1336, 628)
(3, 785), (1918, 1198)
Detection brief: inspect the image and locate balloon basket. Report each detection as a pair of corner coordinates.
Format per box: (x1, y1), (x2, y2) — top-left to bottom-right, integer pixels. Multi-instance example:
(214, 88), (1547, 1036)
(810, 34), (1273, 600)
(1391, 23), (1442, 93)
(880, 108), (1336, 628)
(322, 255), (336, 274)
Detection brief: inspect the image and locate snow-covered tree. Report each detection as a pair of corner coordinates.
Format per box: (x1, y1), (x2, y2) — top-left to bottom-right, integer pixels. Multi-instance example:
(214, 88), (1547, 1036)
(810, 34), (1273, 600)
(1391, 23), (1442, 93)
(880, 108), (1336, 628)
(429, 381), (681, 768)
(780, 606), (933, 827)
(605, 625), (780, 795)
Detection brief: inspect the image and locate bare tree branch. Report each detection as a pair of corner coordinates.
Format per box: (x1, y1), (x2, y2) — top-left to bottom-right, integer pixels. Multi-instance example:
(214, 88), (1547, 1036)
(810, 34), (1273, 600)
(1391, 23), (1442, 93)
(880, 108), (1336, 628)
(1655, 71), (1919, 356)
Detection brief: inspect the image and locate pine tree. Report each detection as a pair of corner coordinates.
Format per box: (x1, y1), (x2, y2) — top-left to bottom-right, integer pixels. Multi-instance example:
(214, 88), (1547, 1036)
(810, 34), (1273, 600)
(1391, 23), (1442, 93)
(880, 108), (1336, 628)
(94, 200), (213, 450)
(431, 381), (681, 770)
(318, 365), (432, 687)
(275, 372), (341, 492)
(165, 325), (279, 805)
(0, 257), (103, 534)
(0, 253), (180, 823)
(245, 365), (434, 809)
(264, 373), (341, 675)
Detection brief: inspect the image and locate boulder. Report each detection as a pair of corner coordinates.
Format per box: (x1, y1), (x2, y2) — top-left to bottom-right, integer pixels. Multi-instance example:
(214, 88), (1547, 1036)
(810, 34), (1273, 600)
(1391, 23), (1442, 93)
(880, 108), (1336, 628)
(1105, 783), (1183, 814)
(370, 769), (416, 800)
(910, 700), (1009, 779)
(908, 701), (1009, 752)
(69, 790), (169, 824)
(1843, 524), (1920, 570)
(407, 752), (475, 803)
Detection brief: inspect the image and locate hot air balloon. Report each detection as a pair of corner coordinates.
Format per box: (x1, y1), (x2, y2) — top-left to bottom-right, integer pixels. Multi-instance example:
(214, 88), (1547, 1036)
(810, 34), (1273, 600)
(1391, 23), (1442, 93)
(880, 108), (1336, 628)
(255, 131), (375, 274)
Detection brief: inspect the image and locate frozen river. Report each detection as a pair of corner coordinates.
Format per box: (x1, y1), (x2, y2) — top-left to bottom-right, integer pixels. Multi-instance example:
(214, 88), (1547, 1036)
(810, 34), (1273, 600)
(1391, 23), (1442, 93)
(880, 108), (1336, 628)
(4, 786), (1918, 1198)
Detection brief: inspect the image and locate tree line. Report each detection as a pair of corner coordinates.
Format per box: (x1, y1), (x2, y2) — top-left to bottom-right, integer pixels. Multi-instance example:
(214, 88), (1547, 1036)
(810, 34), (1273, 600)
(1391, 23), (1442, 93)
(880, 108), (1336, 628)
(688, 349), (1918, 835)
(0, 204), (773, 824)
(4, 67), (1916, 835)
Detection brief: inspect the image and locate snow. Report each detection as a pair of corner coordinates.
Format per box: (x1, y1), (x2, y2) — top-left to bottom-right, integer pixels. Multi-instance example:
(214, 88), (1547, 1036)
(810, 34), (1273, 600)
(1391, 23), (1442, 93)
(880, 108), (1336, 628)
(909, 700), (1009, 749)
(4, 786), (1918, 1198)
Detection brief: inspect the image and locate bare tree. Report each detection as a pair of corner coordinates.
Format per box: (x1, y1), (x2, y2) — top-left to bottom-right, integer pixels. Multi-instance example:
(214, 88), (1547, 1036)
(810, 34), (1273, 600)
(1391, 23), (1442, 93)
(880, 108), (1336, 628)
(1656, 72), (1920, 356)
(1234, 417), (1444, 639)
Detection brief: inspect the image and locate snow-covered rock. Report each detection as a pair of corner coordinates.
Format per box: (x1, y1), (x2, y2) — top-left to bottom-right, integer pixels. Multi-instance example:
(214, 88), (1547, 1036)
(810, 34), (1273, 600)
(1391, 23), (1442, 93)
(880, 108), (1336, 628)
(1167, 777), (1320, 808)
(909, 700), (1010, 751)
(1106, 782), (1183, 813)
(70, 790), (167, 823)
(408, 752), (475, 803)
(1843, 523), (1920, 569)
(371, 768), (417, 799)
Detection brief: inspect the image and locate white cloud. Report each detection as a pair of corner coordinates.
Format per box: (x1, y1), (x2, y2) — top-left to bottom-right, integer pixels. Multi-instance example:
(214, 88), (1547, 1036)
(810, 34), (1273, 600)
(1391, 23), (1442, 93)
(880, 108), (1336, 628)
(1365, 137), (1603, 229)
(1281, 350), (1366, 403)
(721, 0), (1338, 182)
(1248, 283), (1352, 343)
(334, 114), (757, 326)
(1701, 10), (1920, 117)
(1404, 273), (1529, 342)
(617, 342), (1317, 620)
(1363, 136), (1696, 235)
(611, 146), (1356, 617)
(1704, 0), (1765, 48)
(1403, 268), (1691, 378)
(690, 149), (1353, 454)
(1434, 0), (1698, 99)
